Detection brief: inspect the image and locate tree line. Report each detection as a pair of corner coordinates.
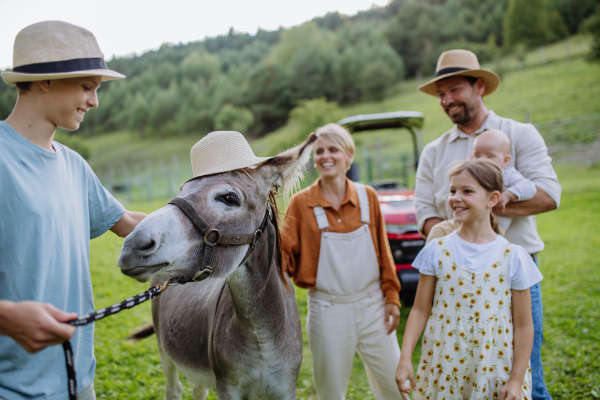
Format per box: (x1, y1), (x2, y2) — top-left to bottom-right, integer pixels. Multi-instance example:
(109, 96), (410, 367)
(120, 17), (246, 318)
(0, 0), (597, 139)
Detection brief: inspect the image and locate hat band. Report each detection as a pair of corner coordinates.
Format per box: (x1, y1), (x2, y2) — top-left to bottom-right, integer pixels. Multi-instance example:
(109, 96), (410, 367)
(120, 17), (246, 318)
(12, 57), (108, 74)
(435, 67), (469, 77)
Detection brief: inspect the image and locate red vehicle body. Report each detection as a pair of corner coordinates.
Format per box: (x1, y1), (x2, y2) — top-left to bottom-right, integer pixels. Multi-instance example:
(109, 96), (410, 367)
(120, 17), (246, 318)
(370, 182), (425, 305)
(338, 112), (426, 305)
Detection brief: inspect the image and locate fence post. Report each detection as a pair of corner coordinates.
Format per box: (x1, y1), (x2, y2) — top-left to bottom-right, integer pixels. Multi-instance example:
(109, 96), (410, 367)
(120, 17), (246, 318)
(135, 164), (141, 202)
(103, 171), (110, 192)
(171, 156), (179, 195)
(124, 164), (132, 203)
(108, 167), (116, 194)
(402, 154), (409, 185)
(366, 153), (373, 183)
(146, 162), (152, 203)
(375, 139), (383, 180)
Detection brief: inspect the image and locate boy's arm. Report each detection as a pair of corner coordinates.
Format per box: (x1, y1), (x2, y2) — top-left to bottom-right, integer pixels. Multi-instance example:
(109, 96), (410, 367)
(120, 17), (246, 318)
(0, 301), (77, 353)
(426, 220), (459, 244)
(501, 288), (534, 399)
(110, 210), (147, 238)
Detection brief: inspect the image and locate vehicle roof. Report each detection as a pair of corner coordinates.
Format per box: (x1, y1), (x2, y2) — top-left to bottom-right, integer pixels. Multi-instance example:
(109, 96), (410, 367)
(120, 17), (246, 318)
(337, 111), (424, 133)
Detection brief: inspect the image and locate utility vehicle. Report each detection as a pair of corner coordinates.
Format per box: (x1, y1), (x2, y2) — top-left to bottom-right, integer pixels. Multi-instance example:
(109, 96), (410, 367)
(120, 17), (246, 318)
(338, 111), (425, 305)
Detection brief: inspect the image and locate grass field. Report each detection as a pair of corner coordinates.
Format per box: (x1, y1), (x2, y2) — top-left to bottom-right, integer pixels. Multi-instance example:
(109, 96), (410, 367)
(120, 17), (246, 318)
(82, 36), (600, 398)
(88, 161), (600, 399)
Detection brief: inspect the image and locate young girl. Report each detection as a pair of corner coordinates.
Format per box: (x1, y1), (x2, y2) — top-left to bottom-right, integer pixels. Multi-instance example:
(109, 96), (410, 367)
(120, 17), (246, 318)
(395, 159), (541, 400)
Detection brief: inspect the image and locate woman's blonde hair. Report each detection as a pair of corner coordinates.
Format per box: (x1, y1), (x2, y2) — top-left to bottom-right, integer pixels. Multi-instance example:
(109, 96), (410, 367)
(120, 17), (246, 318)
(315, 123), (355, 164)
(449, 159), (504, 234)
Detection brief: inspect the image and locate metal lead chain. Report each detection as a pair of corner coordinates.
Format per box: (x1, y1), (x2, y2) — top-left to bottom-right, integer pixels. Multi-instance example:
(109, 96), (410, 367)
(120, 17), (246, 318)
(63, 281), (170, 400)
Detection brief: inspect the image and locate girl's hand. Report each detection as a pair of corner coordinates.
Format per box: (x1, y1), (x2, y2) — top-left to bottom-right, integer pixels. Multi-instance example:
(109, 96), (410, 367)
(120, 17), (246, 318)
(395, 357), (416, 400)
(499, 377), (523, 400)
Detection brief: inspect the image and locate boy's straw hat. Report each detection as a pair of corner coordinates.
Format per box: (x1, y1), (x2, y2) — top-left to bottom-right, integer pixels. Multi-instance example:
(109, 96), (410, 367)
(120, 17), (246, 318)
(1, 21), (125, 85)
(418, 49), (499, 97)
(184, 131), (272, 184)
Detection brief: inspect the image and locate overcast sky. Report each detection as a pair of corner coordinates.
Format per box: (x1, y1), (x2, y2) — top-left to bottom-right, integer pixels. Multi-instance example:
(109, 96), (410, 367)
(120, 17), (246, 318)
(0, 0), (390, 70)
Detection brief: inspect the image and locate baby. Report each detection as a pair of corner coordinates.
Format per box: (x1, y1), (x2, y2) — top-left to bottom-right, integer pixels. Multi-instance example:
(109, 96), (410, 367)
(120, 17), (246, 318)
(426, 129), (536, 242)
(472, 129), (537, 215)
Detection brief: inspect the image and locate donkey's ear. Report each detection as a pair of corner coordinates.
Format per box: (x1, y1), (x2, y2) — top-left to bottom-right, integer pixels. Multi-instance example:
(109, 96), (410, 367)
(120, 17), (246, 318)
(257, 133), (318, 198)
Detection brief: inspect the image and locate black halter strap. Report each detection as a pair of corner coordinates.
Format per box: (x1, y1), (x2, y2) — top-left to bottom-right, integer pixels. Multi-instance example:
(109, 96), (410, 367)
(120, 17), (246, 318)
(168, 197), (271, 283)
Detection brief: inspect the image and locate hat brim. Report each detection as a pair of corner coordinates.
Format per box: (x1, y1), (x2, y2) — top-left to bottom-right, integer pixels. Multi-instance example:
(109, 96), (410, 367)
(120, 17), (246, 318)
(1, 69), (125, 84)
(182, 156), (273, 186)
(418, 69), (499, 97)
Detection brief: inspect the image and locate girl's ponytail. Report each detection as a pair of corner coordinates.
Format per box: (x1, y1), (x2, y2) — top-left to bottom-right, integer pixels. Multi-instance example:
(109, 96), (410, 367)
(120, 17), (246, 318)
(490, 213), (501, 234)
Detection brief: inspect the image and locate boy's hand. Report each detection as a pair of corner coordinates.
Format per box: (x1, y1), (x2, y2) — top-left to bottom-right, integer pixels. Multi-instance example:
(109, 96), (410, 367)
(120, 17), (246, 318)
(496, 191), (517, 214)
(395, 357), (416, 400)
(0, 301), (77, 353)
(500, 377), (523, 400)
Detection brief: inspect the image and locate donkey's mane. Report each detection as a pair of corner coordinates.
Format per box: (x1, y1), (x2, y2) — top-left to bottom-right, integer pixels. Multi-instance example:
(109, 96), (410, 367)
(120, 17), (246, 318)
(268, 190), (289, 290)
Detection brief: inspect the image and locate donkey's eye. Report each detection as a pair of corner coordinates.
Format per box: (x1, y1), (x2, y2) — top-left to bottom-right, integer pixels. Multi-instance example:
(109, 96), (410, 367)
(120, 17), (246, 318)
(216, 192), (240, 206)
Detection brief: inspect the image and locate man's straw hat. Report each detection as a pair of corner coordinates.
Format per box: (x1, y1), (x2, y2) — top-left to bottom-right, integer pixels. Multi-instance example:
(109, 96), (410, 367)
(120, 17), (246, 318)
(1, 21), (125, 85)
(418, 49), (499, 97)
(184, 131), (272, 184)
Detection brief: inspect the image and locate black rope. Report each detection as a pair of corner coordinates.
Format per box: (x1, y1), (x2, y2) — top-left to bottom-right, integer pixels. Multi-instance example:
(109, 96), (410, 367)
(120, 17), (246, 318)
(62, 284), (165, 400)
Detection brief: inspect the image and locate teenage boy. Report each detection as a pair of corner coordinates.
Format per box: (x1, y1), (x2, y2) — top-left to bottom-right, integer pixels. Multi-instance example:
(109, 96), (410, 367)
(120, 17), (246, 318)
(0, 21), (146, 400)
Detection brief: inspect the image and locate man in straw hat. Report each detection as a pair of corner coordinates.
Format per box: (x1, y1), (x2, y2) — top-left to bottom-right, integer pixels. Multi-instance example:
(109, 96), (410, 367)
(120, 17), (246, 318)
(413, 49), (561, 399)
(0, 21), (146, 399)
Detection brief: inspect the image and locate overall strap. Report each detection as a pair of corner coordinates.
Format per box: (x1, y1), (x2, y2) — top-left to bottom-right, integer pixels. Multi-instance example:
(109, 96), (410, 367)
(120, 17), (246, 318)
(354, 183), (370, 225)
(313, 206), (329, 230)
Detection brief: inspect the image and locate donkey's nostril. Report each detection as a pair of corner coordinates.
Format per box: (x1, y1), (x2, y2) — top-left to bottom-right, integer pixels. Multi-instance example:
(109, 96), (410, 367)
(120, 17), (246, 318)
(139, 239), (156, 251)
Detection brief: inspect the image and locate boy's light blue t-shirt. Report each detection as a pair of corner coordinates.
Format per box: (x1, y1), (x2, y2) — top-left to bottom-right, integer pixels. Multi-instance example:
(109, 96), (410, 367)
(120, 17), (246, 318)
(0, 122), (125, 400)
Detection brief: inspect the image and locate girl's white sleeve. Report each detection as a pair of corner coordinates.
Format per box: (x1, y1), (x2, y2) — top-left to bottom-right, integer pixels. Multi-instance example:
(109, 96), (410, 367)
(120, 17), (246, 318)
(412, 240), (438, 276)
(508, 245), (543, 290)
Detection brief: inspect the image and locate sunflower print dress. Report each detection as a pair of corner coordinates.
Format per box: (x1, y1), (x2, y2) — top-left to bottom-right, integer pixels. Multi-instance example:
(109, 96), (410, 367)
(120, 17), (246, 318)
(413, 237), (532, 400)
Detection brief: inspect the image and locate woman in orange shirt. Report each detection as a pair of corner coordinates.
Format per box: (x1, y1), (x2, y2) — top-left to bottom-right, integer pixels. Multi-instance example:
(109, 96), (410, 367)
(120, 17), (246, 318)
(282, 123), (402, 400)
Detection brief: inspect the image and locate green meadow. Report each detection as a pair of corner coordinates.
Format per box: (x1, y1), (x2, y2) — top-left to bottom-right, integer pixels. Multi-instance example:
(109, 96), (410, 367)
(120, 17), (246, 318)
(89, 162), (600, 399)
(82, 37), (600, 399)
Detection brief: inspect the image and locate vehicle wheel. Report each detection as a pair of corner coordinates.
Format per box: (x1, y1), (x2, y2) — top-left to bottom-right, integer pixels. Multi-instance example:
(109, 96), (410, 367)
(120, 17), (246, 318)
(400, 289), (416, 307)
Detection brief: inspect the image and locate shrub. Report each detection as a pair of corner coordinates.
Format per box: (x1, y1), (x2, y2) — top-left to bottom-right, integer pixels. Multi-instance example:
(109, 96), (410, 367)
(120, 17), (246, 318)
(54, 131), (92, 160)
(214, 104), (255, 133)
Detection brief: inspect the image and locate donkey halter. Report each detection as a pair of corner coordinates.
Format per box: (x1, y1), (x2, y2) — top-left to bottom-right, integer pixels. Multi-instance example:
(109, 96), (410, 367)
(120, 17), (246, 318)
(168, 197), (271, 283)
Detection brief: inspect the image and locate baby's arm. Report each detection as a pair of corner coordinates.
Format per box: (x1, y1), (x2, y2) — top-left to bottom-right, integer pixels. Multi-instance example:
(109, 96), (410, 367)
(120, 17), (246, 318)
(500, 288), (534, 400)
(497, 191), (517, 213)
(505, 168), (537, 201)
(395, 274), (436, 399)
(497, 168), (538, 213)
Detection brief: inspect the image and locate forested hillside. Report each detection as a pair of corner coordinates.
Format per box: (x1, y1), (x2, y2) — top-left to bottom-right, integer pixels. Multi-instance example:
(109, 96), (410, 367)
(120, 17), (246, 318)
(0, 0), (596, 138)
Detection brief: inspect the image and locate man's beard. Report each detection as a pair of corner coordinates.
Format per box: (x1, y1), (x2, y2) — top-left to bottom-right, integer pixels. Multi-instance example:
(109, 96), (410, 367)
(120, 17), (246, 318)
(445, 101), (476, 125)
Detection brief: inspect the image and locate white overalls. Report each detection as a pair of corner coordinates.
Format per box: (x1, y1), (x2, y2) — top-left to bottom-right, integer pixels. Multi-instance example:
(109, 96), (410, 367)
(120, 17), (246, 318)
(307, 183), (402, 400)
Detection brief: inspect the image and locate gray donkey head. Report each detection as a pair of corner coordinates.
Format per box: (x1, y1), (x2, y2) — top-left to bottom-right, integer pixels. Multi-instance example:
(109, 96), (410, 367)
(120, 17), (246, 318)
(118, 133), (317, 283)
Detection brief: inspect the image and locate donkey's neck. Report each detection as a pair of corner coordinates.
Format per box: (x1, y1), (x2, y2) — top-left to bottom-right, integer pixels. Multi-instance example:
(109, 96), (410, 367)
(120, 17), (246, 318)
(226, 256), (288, 335)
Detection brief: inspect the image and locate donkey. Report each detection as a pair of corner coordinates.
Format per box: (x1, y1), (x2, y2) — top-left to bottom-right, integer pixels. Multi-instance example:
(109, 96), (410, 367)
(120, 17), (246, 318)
(117, 134), (317, 400)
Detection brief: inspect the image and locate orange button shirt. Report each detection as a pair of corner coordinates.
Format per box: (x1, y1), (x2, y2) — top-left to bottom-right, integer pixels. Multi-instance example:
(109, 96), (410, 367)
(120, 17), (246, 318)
(282, 178), (401, 307)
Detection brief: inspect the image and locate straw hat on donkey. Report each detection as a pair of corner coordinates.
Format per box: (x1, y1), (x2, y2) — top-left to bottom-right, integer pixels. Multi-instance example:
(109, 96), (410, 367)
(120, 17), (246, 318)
(418, 49), (499, 97)
(1, 20), (124, 84)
